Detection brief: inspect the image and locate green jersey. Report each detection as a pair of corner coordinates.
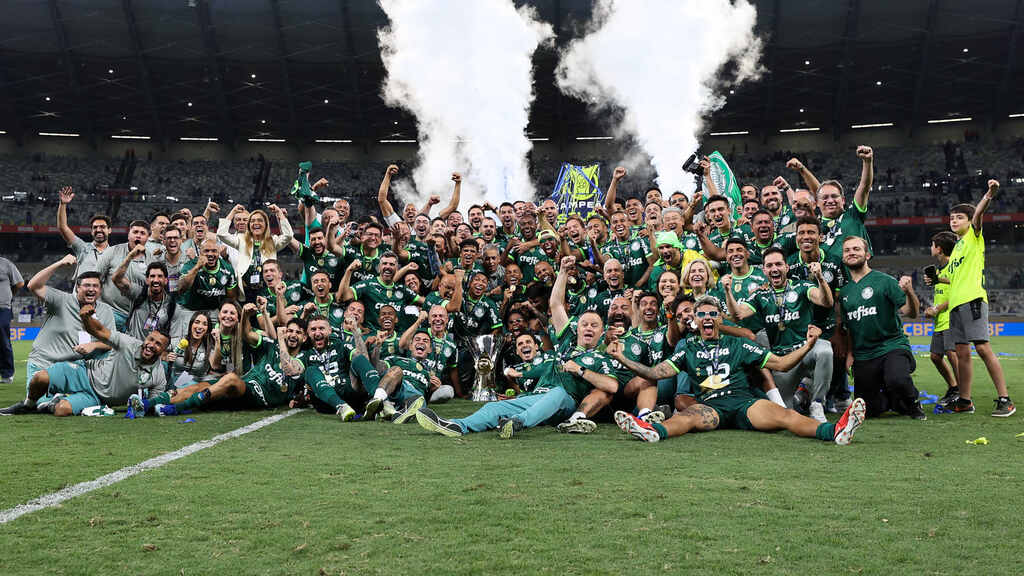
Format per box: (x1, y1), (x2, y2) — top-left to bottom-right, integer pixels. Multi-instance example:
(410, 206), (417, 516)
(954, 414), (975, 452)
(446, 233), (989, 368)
(821, 202), (870, 261)
(455, 295), (502, 338)
(297, 244), (342, 289)
(668, 334), (770, 403)
(774, 206), (795, 233)
(933, 260), (953, 331)
(242, 337), (305, 408)
(839, 270), (911, 361)
(514, 350), (574, 397)
(382, 355), (432, 397)
(647, 261), (683, 293)
(419, 331), (458, 377)
(786, 250), (845, 338)
(945, 226), (988, 308)
(375, 333), (401, 360)
(405, 237), (436, 282)
(600, 237), (650, 288)
(343, 244), (382, 285)
(742, 280), (818, 354)
(574, 282), (625, 320)
(513, 244), (550, 283)
(540, 326), (616, 402)
(351, 277), (421, 331)
(178, 258), (237, 311)
(302, 335), (358, 392)
(680, 233), (702, 253)
(622, 326), (670, 366)
(303, 295), (347, 333)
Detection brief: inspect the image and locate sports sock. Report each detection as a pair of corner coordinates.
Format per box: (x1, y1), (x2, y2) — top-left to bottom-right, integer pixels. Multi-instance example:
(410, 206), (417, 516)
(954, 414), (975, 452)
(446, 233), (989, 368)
(569, 411), (586, 422)
(351, 354), (381, 390)
(637, 408), (651, 419)
(175, 389), (210, 410)
(766, 388), (784, 406)
(815, 422), (837, 441)
(146, 391), (171, 409)
(373, 387), (388, 401)
(651, 422), (668, 439)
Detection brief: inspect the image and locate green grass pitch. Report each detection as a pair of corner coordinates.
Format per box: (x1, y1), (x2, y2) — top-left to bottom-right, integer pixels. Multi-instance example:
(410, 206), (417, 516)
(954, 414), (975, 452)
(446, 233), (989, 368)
(2, 338), (1024, 575)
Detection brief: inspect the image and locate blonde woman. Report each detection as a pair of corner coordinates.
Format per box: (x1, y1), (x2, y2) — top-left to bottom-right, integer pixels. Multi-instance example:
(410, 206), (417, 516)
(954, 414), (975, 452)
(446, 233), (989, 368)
(217, 204), (294, 299)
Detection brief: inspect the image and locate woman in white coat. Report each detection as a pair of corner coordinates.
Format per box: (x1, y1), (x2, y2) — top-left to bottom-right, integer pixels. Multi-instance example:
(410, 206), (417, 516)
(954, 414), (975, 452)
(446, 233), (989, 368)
(217, 204), (294, 300)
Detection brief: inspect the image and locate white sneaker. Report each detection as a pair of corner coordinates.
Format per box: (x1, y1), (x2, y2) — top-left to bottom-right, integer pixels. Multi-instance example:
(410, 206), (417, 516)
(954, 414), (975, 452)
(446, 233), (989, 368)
(809, 401), (827, 423)
(834, 398), (866, 445)
(336, 403), (356, 422)
(556, 418), (597, 434)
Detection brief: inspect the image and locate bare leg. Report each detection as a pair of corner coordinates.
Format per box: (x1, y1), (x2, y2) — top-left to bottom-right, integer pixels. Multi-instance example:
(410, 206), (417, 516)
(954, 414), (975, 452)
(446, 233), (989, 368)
(955, 343), (973, 400)
(974, 342), (1009, 397)
(745, 399), (821, 438)
(931, 352), (957, 389)
(661, 404), (720, 438)
(623, 377), (656, 411)
(578, 389), (612, 418)
(27, 371), (50, 403)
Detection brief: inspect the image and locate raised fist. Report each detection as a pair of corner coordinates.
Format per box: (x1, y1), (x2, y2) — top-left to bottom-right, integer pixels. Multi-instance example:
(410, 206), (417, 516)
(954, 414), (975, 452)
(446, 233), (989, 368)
(274, 281), (286, 296)
(347, 260), (362, 272)
(719, 274), (733, 293)
(856, 145), (873, 160)
(427, 195), (441, 206)
(773, 176), (790, 191)
(786, 158), (804, 172)
(256, 296), (268, 310)
(808, 261), (822, 278)
(612, 166), (627, 181)
(60, 254), (78, 267)
(451, 172), (462, 183)
(898, 275), (913, 292)
(806, 324), (822, 342)
(987, 179), (1000, 197)
(312, 177), (329, 191)
(79, 304), (96, 319)
(206, 200), (220, 214)
(560, 255), (576, 270)
(386, 164), (399, 176)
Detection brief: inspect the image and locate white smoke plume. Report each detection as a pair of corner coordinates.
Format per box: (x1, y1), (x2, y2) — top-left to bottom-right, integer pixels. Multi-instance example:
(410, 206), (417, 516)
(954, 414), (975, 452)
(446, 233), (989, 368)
(556, 0), (763, 197)
(378, 0), (553, 208)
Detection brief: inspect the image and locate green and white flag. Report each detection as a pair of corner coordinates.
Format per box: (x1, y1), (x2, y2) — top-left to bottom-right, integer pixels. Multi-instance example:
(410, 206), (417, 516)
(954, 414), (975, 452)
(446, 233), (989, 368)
(703, 150), (742, 218)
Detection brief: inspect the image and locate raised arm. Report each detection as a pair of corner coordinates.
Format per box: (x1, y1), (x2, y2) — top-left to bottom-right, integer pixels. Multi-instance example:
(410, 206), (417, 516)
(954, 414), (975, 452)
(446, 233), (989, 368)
(608, 339), (681, 382)
(28, 254), (77, 300)
(764, 326), (821, 372)
(786, 158), (821, 198)
(277, 327), (303, 377)
(604, 166), (626, 214)
(112, 244), (146, 296)
(216, 204), (244, 249)
(241, 303), (264, 347)
(549, 255), (575, 334)
(898, 275), (919, 319)
(853, 146), (873, 210)
(721, 275), (754, 321)
(400, 310), (428, 351)
(56, 186), (79, 247)
(336, 260), (360, 302)
(972, 179), (999, 234)
(176, 260), (203, 293)
(438, 172), (462, 219)
(700, 156), (719, 198)
(377, 164), (399, 219)
(270, 205), (294, 251)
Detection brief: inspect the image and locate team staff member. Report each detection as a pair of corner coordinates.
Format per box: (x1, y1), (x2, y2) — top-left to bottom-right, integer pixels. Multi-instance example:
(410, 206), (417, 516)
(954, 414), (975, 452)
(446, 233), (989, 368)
(940, 180), (1014, 416)
(838, 236), (925, 419)
(0, 255), (24, 384)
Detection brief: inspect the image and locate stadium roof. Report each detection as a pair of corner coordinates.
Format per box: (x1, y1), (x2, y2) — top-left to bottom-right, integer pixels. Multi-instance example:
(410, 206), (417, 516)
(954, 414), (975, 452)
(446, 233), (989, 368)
(0, 0), (1021, 148)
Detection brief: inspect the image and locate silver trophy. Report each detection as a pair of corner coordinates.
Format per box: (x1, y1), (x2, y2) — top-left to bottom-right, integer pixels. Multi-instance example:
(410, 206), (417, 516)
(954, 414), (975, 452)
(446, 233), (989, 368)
(470, 335), (499, 402)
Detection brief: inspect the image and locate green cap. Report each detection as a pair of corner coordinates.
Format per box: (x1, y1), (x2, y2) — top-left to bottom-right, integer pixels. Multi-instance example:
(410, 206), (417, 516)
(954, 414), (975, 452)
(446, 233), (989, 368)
(656, 231), (683, 251)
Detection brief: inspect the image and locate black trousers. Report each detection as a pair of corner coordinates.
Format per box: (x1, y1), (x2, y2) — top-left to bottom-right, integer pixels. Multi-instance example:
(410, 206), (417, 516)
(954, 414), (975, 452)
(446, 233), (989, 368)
(852, 348), (919, 417)
(0, 308), (12, 378)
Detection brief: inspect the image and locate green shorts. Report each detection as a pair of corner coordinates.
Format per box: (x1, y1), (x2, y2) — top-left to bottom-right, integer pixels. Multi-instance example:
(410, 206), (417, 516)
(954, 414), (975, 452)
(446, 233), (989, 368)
(702, 389), (761, 430)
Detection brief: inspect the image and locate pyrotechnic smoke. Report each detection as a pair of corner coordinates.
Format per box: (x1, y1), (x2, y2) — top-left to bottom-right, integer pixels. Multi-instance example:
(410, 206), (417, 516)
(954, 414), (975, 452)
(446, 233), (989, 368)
(556, 0), (763, 197)
(378, 0), (552, 207)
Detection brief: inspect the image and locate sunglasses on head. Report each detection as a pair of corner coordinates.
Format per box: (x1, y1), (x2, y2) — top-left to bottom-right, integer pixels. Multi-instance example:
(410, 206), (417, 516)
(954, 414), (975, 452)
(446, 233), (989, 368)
(696, 310), (720, 319)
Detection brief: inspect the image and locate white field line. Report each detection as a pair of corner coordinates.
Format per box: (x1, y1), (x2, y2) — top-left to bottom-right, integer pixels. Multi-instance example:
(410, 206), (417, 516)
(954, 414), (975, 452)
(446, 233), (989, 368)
(0, 408), (302, 524)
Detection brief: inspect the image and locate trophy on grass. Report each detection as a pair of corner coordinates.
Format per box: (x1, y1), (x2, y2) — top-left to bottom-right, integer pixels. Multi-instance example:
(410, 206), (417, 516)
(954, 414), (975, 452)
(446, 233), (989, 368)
(470, 335), (499, 402)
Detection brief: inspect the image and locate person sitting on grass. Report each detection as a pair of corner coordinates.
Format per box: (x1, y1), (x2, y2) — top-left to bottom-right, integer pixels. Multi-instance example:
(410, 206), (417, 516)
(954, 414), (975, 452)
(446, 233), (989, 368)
(415, 257), (619, 439)
(2, 304), (169, 417)
(608, 295), (866, 445)
(130, 303), (307, 417)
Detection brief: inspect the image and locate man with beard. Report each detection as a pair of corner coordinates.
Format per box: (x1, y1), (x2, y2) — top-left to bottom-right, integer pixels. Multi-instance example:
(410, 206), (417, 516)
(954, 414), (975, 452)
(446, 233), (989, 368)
(138, 309), (306, 417)
(406, 213), (440, 284)
(812, 146), (875, 259)
(610, 296), (867, 445)
(466, 205), (485, 234)
(401, 306), (460, 401)
(478, 217), (498, 246)
(376, 330), (437, 423)
(703, 209), (792, 266)
(725, 248), (835, 421)
(479, 245), (506, 302)
(759, 183), (793, 234)
(646, 231), (703, 292)
(56, 185), (110, 279)
(576, 258), (627, 320)
(502, 210), (548, 283)
(3, 303), (168, 416)
(177, 239), (238, 315)
(10, 256), (116, 404)
(539, 199), (560, 227)
(494, 203), (518, 251)
(787, 216), (850, 413)
(288, 270), (346, 333)
(416, 257), (619, 439)
(119, 262), (176, 342)
(341, 222), (385, 285)
(599, 210), (651, 289)
(95, 219), (151, 331)
(838, 236), (924, 419)
(290, 225), (343, 290)
(300, 315), (402, 421)
(155, 226), (186, 294)
(338, 252), (424, 332)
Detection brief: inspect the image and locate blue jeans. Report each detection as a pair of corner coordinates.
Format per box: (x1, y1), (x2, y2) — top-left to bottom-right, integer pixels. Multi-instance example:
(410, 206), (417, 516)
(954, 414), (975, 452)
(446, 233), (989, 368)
(0, 307), (12, 378)
(455, 387), (576, 433)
